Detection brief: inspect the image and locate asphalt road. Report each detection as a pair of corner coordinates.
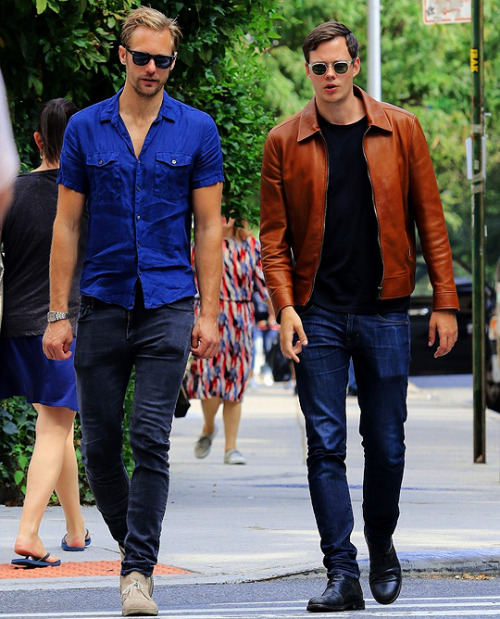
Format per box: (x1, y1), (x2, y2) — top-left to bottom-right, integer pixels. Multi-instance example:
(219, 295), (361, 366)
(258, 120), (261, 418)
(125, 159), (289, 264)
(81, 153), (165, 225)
(1, 573), (499, 618)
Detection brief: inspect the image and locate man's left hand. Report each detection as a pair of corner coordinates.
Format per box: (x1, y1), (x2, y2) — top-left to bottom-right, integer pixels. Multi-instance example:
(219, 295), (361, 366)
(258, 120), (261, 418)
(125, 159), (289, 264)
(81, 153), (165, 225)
(190, 314), (220, 359)
(428, 309), (458, 358)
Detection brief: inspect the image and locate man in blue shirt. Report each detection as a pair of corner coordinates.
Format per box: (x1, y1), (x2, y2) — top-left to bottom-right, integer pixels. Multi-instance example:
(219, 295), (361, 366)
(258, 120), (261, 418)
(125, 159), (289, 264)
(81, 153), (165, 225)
(43, 7), (224, 616)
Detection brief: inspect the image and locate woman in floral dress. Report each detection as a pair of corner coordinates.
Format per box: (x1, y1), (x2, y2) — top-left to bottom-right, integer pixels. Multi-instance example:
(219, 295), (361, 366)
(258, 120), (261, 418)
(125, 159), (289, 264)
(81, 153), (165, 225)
(186, 216), (268, 464)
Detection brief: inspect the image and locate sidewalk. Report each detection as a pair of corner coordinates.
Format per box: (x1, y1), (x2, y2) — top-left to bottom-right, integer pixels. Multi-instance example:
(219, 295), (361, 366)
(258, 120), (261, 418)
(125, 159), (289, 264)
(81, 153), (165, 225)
(1, 375), (499, 591)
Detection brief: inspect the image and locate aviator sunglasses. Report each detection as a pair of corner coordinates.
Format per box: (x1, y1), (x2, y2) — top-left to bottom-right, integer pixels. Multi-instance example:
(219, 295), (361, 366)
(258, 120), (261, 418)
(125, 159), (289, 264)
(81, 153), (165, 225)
(308, 58), (356, 76)
(124, 45), (176, 69)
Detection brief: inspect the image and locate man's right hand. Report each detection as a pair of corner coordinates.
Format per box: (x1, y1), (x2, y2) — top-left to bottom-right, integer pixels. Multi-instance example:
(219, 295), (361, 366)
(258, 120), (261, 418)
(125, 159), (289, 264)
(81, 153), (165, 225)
(279, 305), (308, 363)
(42, 321), (74, 361)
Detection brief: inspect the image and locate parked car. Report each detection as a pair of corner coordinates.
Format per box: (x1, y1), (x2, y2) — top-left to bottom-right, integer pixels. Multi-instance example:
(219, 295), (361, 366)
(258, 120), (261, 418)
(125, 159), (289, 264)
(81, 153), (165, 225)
(409, 257), (495, 378)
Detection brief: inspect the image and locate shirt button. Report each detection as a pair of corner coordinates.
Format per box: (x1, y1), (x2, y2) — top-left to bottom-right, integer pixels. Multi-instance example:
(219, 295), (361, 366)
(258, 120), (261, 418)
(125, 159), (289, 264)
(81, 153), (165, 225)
(137, 215), (141, 221)
(172, 159), (177, 165)
(136, 186), (141, 192)
(99, 159), (103, 165)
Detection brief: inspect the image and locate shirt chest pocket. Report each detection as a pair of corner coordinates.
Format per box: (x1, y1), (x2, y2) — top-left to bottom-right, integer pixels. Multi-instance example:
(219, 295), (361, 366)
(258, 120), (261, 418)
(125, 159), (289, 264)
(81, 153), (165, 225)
(86, 152), (122, 203)
(154, 152), (192, 202)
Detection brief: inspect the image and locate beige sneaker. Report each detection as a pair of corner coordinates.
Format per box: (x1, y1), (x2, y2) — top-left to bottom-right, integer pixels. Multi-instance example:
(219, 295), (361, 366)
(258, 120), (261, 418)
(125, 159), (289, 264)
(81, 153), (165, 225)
(120, 570), (158, 616)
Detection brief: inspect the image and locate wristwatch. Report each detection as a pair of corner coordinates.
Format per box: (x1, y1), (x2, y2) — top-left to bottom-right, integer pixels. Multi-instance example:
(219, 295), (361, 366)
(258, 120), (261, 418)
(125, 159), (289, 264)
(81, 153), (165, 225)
(47, 311), (70, 323)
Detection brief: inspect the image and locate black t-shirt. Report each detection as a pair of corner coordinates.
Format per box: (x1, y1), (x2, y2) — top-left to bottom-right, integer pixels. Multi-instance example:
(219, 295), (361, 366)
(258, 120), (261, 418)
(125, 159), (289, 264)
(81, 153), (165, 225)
(0, 169), (86, 337)
(310, 114), (409, 314)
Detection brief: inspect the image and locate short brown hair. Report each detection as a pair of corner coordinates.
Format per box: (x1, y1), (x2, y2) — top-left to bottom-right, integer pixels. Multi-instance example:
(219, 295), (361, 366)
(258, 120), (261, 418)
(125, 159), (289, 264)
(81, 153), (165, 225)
(302, 21), (358, 63)
(121, 7), (182, 51)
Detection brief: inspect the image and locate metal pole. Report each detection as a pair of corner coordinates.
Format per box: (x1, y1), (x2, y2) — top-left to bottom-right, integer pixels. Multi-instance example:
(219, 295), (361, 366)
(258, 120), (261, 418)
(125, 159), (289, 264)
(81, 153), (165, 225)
(367, 0), (381, 100)
(471, 0), (486, 463)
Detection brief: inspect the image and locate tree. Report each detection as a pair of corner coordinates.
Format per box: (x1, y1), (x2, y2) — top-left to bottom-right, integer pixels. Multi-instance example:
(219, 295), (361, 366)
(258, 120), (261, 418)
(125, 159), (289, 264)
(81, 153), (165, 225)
(0, 0), (281, 223)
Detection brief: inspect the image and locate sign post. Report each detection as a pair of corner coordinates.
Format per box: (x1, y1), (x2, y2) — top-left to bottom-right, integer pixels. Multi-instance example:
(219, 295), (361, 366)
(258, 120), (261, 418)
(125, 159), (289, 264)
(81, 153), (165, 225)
(423, 0), (486, 462)
(470, 0), (486, 463)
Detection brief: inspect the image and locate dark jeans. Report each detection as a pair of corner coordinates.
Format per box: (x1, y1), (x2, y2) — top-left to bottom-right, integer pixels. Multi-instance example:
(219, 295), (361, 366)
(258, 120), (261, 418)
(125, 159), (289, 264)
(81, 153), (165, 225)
(74, 295), (194, 576)
(294, 306), (410, 579)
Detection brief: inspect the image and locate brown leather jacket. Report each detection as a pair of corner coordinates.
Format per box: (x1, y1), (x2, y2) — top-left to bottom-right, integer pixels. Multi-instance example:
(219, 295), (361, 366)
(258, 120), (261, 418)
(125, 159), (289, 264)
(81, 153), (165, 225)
(260, 86), (459, 319)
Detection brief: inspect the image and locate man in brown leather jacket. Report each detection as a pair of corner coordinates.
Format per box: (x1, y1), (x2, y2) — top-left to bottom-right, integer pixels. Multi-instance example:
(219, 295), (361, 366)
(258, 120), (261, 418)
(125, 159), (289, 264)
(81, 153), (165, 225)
(260, 21), (458, 613)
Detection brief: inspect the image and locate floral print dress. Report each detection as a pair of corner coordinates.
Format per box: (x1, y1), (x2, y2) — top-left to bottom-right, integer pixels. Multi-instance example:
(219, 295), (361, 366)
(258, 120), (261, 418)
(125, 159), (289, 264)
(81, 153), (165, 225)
(186, 235), (267, 402)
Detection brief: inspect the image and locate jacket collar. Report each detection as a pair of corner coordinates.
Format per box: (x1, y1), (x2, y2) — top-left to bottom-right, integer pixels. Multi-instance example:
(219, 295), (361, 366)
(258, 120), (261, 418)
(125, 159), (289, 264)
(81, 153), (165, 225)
(297, 85), (392, 142)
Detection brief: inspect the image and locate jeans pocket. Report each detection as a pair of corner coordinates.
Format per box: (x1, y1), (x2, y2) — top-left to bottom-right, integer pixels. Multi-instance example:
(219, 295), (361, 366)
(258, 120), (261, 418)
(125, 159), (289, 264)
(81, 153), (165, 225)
(375, 312), (409, 326)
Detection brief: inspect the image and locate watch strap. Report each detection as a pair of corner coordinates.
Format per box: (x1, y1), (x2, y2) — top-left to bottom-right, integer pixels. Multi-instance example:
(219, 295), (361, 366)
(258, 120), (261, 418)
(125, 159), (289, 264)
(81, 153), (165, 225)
(47, 311), (70, 323)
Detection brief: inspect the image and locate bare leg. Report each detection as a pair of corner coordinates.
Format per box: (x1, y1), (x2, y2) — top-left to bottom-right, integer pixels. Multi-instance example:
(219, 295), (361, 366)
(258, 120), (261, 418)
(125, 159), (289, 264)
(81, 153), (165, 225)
(200, 397), (221, 435)
(55, 426), (86, 549)
(222, 400), (242, 452)
(13, 404), (84, 561)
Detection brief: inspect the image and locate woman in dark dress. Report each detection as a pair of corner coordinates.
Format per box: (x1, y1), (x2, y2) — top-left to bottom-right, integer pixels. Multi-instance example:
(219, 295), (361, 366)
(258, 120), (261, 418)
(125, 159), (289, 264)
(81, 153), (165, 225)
(0, 99), (89, 567)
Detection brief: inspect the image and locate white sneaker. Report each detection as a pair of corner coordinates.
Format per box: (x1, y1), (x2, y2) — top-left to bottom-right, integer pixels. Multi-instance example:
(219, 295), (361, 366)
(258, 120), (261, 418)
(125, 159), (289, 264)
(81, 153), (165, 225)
(224, 449), (247, 465)
(120, 571), (158, 616)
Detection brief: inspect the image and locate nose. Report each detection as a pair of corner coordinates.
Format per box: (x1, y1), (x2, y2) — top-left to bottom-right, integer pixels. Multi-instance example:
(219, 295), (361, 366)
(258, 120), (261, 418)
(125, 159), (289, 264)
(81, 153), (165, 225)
(325, 64), (337, 77)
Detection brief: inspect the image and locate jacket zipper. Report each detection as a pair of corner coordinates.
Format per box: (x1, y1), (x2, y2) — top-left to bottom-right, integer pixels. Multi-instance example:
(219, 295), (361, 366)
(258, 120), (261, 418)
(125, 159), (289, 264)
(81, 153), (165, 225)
(306, 131), (329, 306)
(362, 126), (384, 300)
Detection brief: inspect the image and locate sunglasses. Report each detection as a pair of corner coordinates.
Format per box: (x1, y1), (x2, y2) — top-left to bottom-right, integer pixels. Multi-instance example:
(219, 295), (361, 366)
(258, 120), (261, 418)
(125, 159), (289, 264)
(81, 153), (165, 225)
(308, 59), (356, 76)
(124, 45), (176, 69)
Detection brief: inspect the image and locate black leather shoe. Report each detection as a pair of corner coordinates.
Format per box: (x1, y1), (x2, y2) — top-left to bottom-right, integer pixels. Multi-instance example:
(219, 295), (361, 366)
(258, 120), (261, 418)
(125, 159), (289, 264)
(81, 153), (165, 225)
(307, 574), (365, 612)
(367, 539), (402, 605)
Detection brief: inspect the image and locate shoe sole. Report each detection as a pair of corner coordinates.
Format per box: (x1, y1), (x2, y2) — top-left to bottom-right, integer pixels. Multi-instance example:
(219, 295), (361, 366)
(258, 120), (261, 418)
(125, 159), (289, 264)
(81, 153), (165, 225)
(122, 608), (158, 617)
(307, 601), (365, 612)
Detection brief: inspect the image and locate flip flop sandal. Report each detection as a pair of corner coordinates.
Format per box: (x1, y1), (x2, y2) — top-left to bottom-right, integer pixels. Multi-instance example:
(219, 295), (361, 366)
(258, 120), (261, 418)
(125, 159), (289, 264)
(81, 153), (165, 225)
(61, 528), (92, 551)
(11, 553), (61, 568)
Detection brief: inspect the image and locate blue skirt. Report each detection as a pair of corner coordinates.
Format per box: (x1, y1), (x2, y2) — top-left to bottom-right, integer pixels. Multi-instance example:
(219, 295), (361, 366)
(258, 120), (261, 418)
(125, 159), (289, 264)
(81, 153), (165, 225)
(0, 336), (78, 410)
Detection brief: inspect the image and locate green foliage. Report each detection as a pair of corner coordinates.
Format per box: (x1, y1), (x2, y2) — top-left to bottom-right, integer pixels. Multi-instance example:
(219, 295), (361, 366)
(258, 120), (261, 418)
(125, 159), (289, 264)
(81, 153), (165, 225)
(0, 0), (280, 220)
(0, 398), (35, 504)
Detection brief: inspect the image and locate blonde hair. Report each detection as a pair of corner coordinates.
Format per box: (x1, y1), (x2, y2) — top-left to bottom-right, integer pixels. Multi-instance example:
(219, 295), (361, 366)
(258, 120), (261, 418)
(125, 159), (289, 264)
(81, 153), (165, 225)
(121, 7), (182, 51)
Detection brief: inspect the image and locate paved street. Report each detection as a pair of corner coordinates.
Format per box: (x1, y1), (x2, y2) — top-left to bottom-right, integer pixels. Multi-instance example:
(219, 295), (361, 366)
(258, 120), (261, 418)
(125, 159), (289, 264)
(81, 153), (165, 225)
(1, 374), (499, 618)
(1, 574), (500, 618)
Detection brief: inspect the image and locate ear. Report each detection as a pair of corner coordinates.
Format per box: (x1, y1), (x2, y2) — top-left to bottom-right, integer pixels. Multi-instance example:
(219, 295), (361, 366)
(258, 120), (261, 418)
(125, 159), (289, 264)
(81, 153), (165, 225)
(169, 53), (177, 73)
(33, 131), (43, 151)
(305, 61), (312, 80)
(118, 45), (127, 66)
(352, 57), (361, 78)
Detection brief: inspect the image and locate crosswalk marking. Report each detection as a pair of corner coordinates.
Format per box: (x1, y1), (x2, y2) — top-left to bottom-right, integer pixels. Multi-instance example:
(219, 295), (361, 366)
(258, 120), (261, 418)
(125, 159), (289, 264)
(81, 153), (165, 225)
(1, 596), (500, 618)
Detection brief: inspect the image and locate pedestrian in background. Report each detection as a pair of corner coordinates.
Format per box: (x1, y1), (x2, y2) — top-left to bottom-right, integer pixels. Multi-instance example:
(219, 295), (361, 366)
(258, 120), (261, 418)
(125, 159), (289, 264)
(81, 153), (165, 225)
(260, 21), (458, 613)
(42, 7), (224, 616)
(0, 98), (89, 569)
(0, 69), (19, 215)
(187, 216), (268, 465)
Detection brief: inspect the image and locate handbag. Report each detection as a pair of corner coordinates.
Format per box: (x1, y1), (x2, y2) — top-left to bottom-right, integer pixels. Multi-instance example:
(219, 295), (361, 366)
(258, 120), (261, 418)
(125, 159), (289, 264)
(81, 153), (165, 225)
(174, 382), (191, 418)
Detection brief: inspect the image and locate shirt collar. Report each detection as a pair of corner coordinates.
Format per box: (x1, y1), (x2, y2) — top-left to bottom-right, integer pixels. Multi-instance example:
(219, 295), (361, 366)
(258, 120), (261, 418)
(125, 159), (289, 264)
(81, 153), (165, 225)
(98, 88), (178, 124)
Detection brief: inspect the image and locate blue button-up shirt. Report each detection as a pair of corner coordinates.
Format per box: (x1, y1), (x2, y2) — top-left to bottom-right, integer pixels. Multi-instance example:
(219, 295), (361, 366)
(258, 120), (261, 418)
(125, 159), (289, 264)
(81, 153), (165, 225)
(58, 89), (224, 309)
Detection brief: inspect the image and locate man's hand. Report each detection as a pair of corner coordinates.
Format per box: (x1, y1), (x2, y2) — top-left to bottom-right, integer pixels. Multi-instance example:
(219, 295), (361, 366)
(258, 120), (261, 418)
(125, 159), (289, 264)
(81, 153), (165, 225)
(190, 314), (220, 359)
(42, 320), (74, 361)
(428, 309), (458, 358)
(279, 305), (308, 363)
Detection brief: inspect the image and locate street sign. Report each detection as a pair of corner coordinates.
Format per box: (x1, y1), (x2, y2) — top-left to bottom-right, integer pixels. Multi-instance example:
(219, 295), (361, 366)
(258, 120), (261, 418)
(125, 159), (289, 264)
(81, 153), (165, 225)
(423, 0), (471, 24)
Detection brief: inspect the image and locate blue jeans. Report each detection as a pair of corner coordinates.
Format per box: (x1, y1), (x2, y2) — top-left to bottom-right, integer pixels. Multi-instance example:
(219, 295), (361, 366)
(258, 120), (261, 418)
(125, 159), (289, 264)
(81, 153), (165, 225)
(294, 306), (410, 579)
(74, 295), (194, 576)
